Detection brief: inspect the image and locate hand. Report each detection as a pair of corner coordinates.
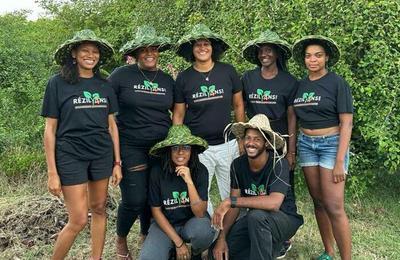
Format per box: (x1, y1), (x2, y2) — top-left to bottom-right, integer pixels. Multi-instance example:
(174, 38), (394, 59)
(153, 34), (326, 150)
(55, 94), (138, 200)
(47, 173), (62, 197)
(111, 165), (122, 186)
(175, 166), (193, 185)
(176, 243), (190, 260)
(212, 198), (231, 230)
(213, 238), (229, 260)
(332, 161), (346, 183)
(286, 153), (296, 170)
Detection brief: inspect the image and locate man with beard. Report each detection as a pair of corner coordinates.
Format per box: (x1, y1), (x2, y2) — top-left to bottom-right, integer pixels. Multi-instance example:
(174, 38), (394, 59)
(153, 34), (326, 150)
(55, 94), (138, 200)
(212, 114), (303, 260)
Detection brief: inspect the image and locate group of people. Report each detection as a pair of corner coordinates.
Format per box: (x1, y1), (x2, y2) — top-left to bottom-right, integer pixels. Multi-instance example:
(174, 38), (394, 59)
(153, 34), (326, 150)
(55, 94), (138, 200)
(42, 24), (353, 260)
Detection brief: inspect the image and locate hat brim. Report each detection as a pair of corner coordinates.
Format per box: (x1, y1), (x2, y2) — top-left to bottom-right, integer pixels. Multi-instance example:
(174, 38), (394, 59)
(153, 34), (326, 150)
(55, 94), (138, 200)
(231, 122), (285, 151)
(176, 37), (229, 62)
(149, 137), (208, 157)
(243, 42), (292, 66)
(54, 39), (114, 65)
(292, 35), (340, 67)
(121, 42), (172, 56)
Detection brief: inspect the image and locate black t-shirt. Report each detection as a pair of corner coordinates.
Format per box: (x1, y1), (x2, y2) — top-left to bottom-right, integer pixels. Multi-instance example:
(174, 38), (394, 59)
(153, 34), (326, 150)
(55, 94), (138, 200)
(293, 72), (353, 129)
(174, 62), (243, 145)
(149, 163), (209, 225)
(230, 153), (301, 218)
(242, 69), (298, 135)
(41, 74), (118, 160)
(108, 64), (174, 146)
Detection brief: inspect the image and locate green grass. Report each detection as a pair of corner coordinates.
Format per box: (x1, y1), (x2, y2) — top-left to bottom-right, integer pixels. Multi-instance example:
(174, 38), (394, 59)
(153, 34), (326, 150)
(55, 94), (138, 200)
(0, 172), (399, 259)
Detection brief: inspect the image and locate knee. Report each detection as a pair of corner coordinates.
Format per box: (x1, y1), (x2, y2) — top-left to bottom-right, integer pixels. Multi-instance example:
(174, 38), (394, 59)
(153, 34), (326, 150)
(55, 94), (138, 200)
(312, 198), (325, 210)
(247, 210), (269, 229)
(323, 199), (345, 218)
(67, 214), (88, 233)
(90, 201), (107, 217)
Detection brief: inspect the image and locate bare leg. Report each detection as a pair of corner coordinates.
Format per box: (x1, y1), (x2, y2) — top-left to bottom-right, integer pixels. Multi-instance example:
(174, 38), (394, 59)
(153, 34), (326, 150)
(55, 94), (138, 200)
(88, 178), (110, 259)
(303, 166), (335, 256)
(52, 183), (88, 260)
(320, 167), (352, 260)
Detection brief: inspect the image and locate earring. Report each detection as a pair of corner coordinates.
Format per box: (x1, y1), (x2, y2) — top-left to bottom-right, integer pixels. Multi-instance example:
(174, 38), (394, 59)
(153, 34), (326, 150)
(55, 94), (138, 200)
(72, 58), (76, 64)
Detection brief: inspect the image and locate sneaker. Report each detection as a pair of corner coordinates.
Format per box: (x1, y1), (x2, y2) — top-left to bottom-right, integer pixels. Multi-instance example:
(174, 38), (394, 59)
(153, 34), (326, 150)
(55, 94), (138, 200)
(276, 240), (292, 259)
(316, 252), (333, 260)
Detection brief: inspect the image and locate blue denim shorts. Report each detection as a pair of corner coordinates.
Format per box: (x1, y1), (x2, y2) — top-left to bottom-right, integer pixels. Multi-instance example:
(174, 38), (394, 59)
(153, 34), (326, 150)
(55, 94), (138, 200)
(297, 132), (349, 172)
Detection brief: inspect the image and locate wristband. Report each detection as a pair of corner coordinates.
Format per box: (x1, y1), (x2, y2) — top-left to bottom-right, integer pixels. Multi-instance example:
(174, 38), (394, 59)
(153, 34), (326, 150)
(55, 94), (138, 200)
(230, 196), (237, 208)
(175, 240), (184, 248)
(113, 161), (122, 167)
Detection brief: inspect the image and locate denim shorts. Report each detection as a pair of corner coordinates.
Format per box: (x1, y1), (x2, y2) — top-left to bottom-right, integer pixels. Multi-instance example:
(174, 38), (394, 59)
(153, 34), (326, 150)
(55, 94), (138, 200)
(297, 132), (349, 172)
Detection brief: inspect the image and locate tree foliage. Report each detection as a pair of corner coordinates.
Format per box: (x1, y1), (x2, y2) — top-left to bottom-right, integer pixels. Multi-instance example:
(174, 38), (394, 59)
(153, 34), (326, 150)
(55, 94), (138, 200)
(1, 0), (399, 192)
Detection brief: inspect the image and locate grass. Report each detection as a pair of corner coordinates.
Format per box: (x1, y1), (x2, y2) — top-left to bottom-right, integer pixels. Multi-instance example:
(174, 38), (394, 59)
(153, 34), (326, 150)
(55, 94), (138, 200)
(0, 171), (399, 259)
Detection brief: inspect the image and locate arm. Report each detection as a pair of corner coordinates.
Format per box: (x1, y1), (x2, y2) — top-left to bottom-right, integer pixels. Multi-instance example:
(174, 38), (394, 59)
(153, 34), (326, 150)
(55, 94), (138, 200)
(152, 207), (190, 259)
(175, 166), (207, 217)
(286, 106), (297, 170)
(333, 113), (353, 183)
(172, 103), (186, 125)
(108, 115), (122, 186)
(43, 118), (61, 197)
(232, 91), (245, 122)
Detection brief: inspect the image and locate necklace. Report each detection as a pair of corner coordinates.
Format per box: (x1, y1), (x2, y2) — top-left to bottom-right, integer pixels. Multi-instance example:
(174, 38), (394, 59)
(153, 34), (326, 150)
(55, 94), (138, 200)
(195, 63), (214, 82)
(138, 66), (159, 85)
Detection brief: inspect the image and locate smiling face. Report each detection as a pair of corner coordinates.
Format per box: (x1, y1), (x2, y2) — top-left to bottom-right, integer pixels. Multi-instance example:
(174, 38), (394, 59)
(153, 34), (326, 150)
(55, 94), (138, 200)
(304, 44), (329, 73)
(171, 145), (192, 167)
(258, 44), (278, 69)
(136, 46), (159, 70)
(244, 129), (267, 159)
(72, 42), (100, 76)
(193, 39), (213, 63)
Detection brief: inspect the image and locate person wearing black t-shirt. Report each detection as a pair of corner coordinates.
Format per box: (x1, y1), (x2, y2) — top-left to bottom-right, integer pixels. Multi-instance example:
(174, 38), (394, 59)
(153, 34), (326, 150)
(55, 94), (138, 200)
(139, 125), (216, 260)
(292, 36), (353, 260)
(212, 114), (303, 260)
(173, 24), (245, 215)
(108, 26), (175, 259)
(41, 30), (121, 259)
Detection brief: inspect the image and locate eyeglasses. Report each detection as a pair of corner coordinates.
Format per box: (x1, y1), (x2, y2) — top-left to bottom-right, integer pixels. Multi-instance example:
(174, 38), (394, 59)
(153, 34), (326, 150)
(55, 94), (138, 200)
(171, 145), (191, 152)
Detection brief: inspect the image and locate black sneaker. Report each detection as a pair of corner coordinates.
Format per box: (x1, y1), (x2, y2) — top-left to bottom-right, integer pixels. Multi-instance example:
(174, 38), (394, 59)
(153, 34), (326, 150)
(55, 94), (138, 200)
(276, 240), (292, 259)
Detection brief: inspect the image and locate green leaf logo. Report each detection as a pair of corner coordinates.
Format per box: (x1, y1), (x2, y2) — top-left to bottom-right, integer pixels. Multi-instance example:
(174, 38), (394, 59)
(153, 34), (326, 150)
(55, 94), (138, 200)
(144, 80), (151, 88)
(256, 89), (264, 96)
(302, 92), (315, 102)
(151, 82), (159, 90)
(200, 85), (208, 94)
(258, 185), (265, 194)
(208, 85), (216, 96)
(84, 91), (92, 100)
(172, 191), (180, 201)
(251, 184), (257, 192)
(302, 93), (309, 100)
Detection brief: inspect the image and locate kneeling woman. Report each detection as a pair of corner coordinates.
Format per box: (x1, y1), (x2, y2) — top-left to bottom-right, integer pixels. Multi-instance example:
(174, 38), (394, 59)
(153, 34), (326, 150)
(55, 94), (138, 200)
(140, 125), (216, 260)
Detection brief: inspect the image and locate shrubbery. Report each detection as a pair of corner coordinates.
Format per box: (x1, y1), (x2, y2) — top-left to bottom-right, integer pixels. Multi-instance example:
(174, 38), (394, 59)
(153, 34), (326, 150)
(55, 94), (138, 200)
(1, 0), (399, 195)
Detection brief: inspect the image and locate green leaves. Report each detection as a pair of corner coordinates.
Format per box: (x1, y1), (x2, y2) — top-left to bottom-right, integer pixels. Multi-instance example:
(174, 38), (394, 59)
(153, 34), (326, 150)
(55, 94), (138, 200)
(84, 91), (92, 100)
(302, 92), (315, 102)
(144, 80), (159, 90)
(200, 85), (216, 97)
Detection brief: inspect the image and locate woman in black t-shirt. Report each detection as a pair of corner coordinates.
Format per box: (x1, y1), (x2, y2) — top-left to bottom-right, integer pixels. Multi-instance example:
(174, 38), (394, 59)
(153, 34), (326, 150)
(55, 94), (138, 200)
(41, 30), (122, 259)
(292, 36), (353, 260)
(139, 125), (216, 260)
(108, 26), (174, 259)
(173, 24), (245, 215)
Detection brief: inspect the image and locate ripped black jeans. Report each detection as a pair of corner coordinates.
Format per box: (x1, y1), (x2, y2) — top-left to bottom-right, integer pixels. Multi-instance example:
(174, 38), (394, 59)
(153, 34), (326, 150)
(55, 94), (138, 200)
(116, 144), (157, 237)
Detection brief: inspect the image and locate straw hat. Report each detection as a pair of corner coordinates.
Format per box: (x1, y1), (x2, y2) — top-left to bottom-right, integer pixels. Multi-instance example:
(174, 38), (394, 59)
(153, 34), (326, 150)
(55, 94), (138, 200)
(176, 24), (229, 62)
(54, 29), (114, 65)
(149, 125), (208, 156)
(292, 35), (340, 67)
(231, 114), (286, 151)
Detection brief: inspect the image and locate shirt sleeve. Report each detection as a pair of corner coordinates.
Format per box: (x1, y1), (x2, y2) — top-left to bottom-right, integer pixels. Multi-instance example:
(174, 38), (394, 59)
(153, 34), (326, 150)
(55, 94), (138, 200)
(268, 159), (290, 195)
(195, 164), (209, 201)
(41, 77), (59, 118)
(107, 85), (119, 114)
(336, 77), (353, 114)
(107, 68), (120, 95)
(230, 65), (243, 94)
(288, 80), (299, 106)
(174, 72), (185, 103)
(230, 160), (240, 189)
(148, 165), (163, 207)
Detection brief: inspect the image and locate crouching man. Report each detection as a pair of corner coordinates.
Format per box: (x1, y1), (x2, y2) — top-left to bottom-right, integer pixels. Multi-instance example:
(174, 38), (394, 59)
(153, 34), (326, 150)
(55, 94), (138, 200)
(212, 114), (303, 260)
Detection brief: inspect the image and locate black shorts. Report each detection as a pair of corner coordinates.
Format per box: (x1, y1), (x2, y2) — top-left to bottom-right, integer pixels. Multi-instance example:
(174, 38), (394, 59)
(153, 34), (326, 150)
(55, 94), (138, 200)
(56, 150), (113, 186)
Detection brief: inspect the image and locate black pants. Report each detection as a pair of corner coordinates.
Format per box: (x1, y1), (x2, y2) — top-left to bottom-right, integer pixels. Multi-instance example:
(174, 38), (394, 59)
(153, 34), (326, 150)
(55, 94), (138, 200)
(116, 144), (155, 237)
(226, 209), (303, 260)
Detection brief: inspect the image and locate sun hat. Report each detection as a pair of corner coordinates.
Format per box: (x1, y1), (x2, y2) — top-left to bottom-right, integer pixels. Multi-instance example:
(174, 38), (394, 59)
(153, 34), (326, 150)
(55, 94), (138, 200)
(149, 125), (208, 156)
(54, 29), (114, 65)
(176, 24), (229, 62)
(231, 114), (286, 151)
(120, 25), (172, 56)
(242, 30), (292, 68)
(292, 35), (340, 67)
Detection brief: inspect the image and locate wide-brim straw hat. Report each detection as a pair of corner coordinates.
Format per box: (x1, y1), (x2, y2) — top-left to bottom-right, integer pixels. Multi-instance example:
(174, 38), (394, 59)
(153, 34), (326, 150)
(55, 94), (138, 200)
(120, 25), (172, 56)
(242, 30), (292, 67)
(176, 24), (229, 62)
(149, 125), (208, 156)
(231, 114), (286, 151)
(292, 35), (340, 67)
(54, 29), (114, 65)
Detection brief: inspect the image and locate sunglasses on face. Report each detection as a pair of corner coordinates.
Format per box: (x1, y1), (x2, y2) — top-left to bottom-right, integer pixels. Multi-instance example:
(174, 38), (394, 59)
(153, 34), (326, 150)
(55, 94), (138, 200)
(171, 145), (192, 152)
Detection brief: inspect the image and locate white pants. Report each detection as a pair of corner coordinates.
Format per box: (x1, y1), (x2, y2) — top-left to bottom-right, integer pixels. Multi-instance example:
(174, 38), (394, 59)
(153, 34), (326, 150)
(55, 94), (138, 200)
(199, 139), (239, 215)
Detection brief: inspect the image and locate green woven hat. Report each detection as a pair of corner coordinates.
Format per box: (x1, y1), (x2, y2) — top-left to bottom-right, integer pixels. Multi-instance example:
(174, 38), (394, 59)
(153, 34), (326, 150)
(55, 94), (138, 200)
(242, 30), (292, 67)
(292, 35), (340, 67)
(149, 125), (208, 156)
(176, 24), (229, 62)
(54, 29), (114, 65)
(120, 25), (172, 56)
